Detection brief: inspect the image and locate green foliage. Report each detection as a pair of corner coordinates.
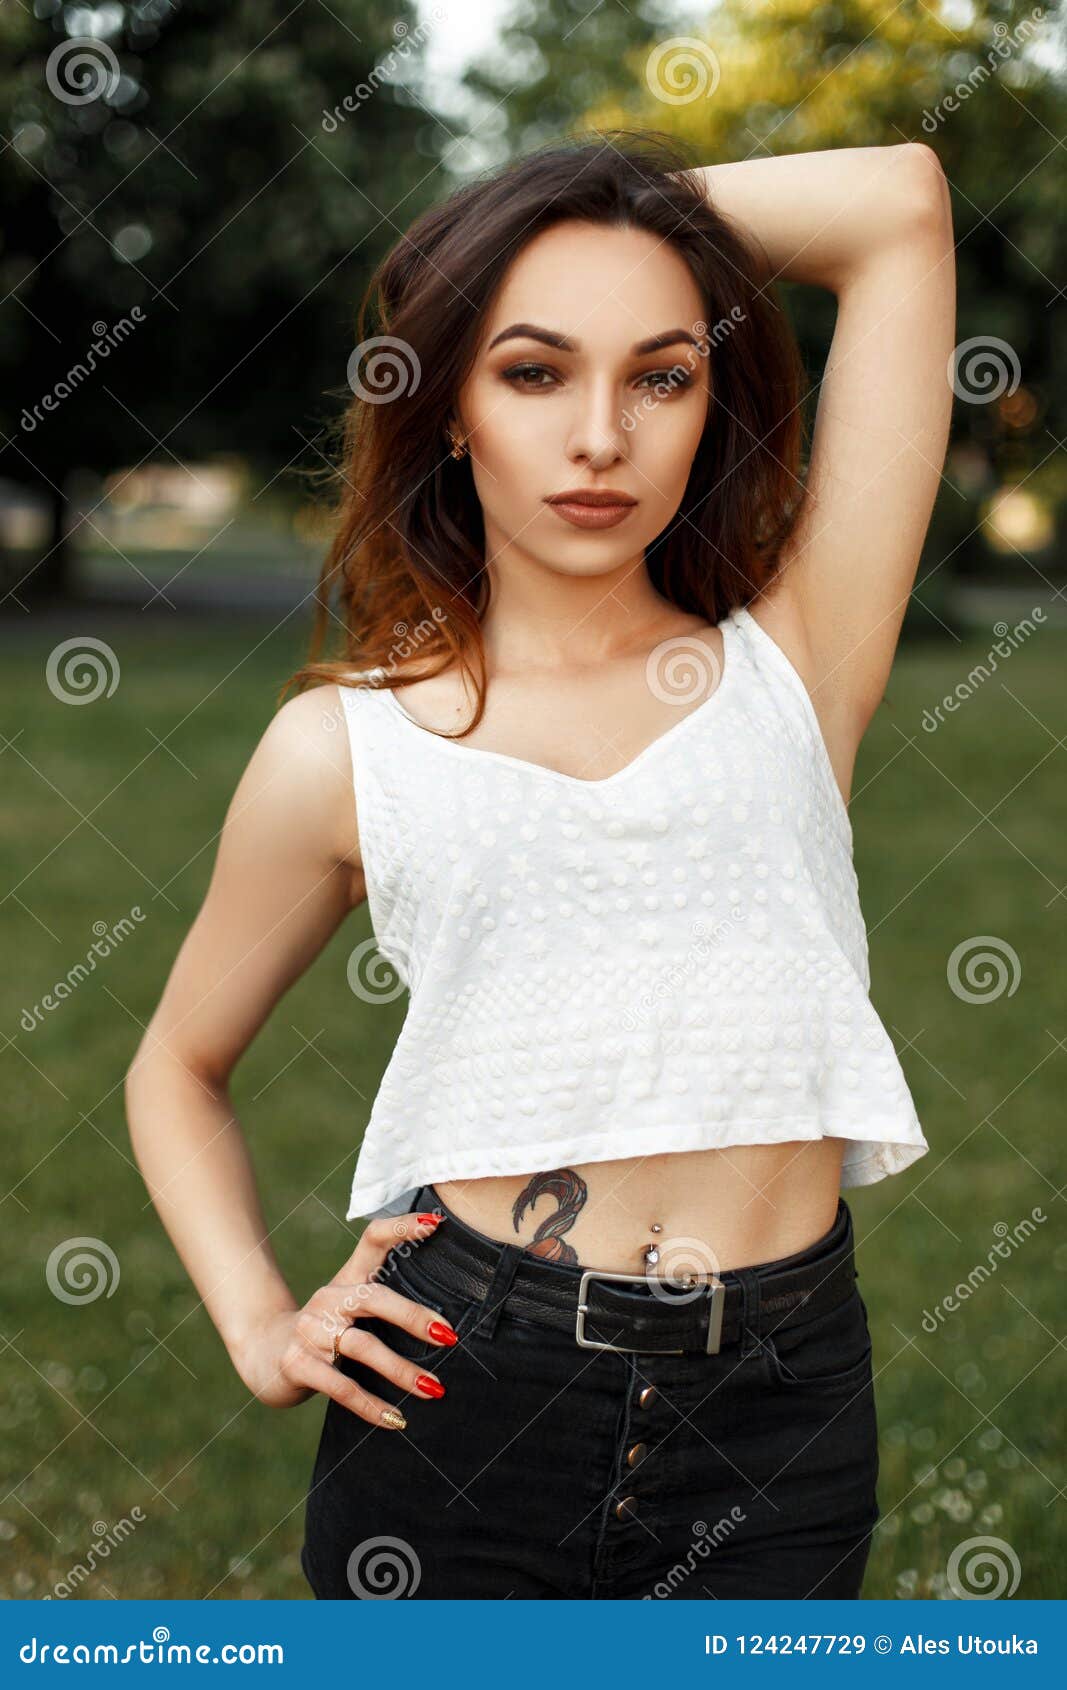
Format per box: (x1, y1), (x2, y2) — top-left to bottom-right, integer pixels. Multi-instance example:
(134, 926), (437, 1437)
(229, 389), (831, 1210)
(1, 1), (441, 489)
(466, 0), (1067, 593)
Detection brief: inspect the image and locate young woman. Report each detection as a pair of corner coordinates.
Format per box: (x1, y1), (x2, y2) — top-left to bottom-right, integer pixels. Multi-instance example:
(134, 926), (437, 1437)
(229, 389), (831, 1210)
(126, 132), (954, 1600)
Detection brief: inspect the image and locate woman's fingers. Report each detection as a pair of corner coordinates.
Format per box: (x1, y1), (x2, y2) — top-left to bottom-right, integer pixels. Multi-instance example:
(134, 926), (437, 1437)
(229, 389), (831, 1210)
(301, 1278), (459, 1360)
(294, 1282), (456, 1425)
(336, 1322), (447, 1402)
(298, 1349), (410, 1430)
(292, 1207), (456, 1423)
(326, 1208), (445, 1291)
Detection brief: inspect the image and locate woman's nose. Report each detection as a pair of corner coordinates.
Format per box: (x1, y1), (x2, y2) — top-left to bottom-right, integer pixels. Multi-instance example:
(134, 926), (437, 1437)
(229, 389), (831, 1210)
(565, 394), (625, 468)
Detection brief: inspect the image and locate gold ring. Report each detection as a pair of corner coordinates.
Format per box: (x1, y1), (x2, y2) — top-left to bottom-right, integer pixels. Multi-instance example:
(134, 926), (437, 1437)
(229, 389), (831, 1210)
(332, 1325), (347, 1364)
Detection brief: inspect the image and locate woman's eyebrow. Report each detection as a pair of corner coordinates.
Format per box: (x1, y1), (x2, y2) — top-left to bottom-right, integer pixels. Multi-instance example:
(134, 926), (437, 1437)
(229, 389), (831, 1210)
(486, 323), (702, 355)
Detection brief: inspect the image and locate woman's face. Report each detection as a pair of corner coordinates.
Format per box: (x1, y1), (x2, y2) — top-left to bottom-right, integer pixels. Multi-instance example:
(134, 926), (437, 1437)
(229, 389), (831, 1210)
(453, 218), (712, 578)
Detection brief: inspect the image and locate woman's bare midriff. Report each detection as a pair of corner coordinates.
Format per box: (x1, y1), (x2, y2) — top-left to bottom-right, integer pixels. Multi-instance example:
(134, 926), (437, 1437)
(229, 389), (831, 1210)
(432, 1138), (847, 1276)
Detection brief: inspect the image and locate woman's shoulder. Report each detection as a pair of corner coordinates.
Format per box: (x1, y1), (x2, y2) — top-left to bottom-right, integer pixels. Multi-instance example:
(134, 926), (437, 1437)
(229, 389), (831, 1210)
(256, 683), (367, 871)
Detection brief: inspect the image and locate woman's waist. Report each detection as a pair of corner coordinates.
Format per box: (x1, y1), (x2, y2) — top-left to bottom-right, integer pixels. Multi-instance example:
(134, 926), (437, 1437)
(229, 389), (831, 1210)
(431, 1137), (846, 1276)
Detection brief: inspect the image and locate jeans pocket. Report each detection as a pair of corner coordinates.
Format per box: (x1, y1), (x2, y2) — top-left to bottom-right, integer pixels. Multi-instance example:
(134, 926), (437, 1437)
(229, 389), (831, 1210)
(761, 1287), (873, 1393)
(355, 1247), (484, 1370)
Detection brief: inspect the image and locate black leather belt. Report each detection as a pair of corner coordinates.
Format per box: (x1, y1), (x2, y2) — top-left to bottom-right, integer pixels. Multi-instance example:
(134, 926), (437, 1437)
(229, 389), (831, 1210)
(393, 1186), (858, 1356)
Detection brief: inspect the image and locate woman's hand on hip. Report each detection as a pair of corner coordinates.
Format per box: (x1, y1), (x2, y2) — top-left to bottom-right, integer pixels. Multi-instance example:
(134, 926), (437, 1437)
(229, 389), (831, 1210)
(232, 1211), (456, 1423)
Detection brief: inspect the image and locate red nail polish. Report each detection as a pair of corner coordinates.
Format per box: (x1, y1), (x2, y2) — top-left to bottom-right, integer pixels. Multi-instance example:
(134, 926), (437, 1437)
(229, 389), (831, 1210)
(428, 1321), (458, 1346)
(417, 1212), (443, 1226)
(416, 1374), (446, 1398)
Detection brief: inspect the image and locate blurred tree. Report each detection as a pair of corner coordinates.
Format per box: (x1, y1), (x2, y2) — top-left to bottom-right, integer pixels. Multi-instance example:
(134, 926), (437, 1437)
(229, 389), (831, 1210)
(0, 0), (447, 601)
(466, 0), (1067, 630)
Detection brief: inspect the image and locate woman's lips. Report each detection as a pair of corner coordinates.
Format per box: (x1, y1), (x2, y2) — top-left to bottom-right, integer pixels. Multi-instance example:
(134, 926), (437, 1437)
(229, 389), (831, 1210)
(545, 499), (637, 530)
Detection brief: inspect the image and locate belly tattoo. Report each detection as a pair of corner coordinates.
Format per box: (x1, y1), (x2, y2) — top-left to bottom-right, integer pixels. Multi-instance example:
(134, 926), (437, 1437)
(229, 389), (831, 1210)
(511, 1169), (666, 1272)
(511, 1169), (588, 1264)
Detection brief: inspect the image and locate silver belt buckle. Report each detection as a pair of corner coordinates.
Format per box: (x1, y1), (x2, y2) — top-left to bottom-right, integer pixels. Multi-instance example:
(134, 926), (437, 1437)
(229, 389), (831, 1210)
(575, 1268), (726, 1355)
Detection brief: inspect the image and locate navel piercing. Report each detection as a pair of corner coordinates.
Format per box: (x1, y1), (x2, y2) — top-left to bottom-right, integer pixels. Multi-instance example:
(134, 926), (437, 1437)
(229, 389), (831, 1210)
(643, 1222), (663, 1270)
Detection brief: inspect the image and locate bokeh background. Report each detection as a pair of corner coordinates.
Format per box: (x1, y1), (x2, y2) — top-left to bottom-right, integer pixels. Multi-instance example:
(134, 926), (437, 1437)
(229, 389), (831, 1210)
(1, 0), (1065, 1601)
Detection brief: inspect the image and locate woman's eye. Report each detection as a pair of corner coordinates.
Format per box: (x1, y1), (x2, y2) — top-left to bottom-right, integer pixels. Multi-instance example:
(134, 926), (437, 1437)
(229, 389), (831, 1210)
(499, 363), (695, 394)
(635, 367), (694, 392)
(501, 363), (558, 390)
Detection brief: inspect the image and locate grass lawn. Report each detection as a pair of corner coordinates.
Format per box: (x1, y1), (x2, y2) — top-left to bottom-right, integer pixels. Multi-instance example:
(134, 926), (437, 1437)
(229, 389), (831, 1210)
(1, 605), (1063, 1600)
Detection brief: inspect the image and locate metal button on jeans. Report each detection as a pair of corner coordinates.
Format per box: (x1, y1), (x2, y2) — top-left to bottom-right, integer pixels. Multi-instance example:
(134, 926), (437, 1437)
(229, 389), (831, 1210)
(637, 1385), (657, 1408)
(626, 1442), (648, 1468)
(614, 1495), (639, 1521)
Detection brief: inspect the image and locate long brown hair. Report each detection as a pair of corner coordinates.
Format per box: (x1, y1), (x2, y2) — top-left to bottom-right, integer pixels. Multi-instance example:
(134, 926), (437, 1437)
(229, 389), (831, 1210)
(283, 130), (806, 732)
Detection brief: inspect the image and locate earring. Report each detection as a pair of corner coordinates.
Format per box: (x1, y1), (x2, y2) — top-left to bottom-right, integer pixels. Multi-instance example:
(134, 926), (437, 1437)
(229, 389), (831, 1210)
(448, 430), (468, 460)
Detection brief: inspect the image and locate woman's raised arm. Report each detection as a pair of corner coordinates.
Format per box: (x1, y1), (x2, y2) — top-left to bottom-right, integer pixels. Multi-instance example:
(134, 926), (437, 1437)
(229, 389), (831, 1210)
(692, 143), (955, 745)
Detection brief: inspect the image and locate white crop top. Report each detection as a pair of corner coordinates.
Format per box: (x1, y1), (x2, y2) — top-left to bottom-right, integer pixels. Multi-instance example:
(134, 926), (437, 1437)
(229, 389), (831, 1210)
(337, 602), (929, 1220)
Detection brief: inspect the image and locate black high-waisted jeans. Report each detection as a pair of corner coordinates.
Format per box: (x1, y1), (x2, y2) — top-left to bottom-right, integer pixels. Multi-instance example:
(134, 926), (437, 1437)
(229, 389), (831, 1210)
(300, 1185), (880, 1600)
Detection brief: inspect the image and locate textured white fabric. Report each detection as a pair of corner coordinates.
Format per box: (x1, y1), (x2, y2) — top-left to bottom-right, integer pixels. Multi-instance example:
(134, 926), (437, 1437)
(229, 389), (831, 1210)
(338, 602), (928, 1220)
